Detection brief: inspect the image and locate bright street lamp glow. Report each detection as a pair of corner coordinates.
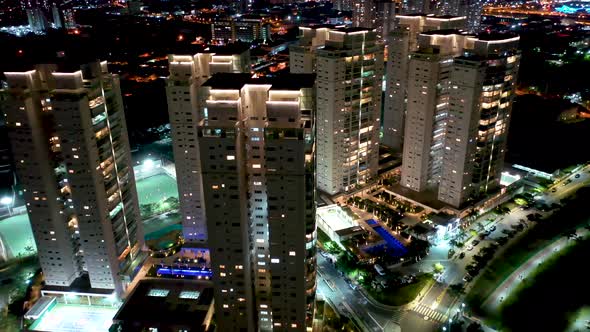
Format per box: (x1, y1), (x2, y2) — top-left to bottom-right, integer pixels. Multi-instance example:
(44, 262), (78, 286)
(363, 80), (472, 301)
(0, 197), (12, 205)
(143, 159), (155, 170)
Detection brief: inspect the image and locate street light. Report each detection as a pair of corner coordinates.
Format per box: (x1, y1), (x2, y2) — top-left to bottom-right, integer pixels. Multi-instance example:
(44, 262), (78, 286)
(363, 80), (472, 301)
(1, 196), (13, 216)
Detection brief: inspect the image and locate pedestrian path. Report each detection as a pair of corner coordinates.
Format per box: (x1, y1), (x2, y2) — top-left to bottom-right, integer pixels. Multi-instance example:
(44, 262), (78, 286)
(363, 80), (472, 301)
(412, 303), (448, 322)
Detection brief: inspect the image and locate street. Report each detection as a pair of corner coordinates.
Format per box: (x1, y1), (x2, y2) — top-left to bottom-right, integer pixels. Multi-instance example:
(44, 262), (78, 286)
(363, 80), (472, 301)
(317, 254), (403, 332)
(316, 163), (590, 332)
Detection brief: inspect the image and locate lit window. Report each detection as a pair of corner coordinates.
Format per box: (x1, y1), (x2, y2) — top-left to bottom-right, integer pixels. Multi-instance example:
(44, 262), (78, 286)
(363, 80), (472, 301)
(212, 185), (219, 189)
(219, 265), (225, 269)
(253, 181), (262, 186)
(289, 251), (296, 256)
(226, 155), (235, 160)
(223, 304), (229, 308)
(260, 304), (268, 308)
(220, 272), (226, 277)
(271, 258), (280, 264)
(291, 323), (297, 328)
(252, 164), (261, 169)
(15, 122), (21, 126)
(235, 265), (243, 270)
(256, 239), (265, 243)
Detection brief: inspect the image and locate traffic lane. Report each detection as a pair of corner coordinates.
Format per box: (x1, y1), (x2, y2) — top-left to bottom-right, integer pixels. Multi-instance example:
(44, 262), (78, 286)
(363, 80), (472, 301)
(317, 255), (391, 330)
(401, 310), (439, 332)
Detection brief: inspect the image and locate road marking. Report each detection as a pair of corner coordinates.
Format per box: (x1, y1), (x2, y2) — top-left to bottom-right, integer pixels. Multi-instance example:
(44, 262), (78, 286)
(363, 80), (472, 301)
(413, 304), (447, 322)
(367, 311), (384, 330)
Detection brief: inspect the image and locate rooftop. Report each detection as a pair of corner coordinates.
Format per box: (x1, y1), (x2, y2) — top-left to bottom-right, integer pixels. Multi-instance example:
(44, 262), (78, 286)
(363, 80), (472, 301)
(42, 275), (115, 296)
(113, 278), (213, 329)
(421, 29), (472, 36)
(202, 73), (316, 90)
(333, 27), (374, 33)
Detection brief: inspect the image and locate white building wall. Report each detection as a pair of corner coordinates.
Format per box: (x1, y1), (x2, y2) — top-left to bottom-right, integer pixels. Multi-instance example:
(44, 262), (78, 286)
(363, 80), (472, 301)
(167, 50), (250, 245)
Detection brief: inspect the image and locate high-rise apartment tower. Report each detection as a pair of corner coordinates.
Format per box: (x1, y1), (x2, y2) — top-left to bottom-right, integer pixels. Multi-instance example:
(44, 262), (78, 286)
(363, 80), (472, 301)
(2, 53), (144, 296)
(166, 45), (250, 245)
(398, 30), (520, 208)
(382, 14), (466, 151)
(291, 26), (384, 195)
(197, 73), (317, 331)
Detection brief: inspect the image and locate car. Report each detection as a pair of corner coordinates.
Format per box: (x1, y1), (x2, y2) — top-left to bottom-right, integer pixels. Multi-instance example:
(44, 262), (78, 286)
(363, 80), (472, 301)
(463, 274), (473, 282)
(472, 240), (480, 246)
(466, 244), (474, 251)
(575, 173), (581, 178)
(551, 188), (557, 193)
(489, 225), (497, 232)
(458, 252), (465, 259)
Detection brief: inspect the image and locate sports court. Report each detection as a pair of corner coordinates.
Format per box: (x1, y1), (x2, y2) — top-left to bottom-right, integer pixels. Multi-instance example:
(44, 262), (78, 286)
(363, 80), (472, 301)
(29, 303), (118, 332)
(135, 173), (178, 205)
(0, 213), (36, 259)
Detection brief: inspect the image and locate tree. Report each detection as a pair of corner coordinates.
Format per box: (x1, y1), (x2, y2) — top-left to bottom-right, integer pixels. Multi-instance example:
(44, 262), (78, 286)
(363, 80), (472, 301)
(466, 322), (484, 332)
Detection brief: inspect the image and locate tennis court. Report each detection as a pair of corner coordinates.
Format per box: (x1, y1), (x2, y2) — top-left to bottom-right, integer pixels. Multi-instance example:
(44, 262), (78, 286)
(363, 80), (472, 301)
(135, 174), (178, 205)
(29, 303), (118, 332)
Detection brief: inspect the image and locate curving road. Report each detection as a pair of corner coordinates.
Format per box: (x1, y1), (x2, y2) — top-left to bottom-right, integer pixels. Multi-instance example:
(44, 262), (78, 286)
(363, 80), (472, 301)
(482, 228), (589, 313)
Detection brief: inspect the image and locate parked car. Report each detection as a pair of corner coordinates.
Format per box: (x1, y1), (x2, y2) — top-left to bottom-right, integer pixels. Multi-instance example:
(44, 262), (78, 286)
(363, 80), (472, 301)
(489, 225), (497, 232)
(374, 264), (386, 276)
(458, 252), (465, 259)
(472, 240), (480, 246)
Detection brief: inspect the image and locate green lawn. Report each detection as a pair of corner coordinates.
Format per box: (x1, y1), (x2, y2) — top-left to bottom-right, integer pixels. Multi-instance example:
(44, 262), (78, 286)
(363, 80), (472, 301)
(0, 214), (36, 260)
(467, 187), (590, 314)
(135, 174), (178, 205)
(0, 173), (178, 263)
(367, 274), (433, 306)
(498, 237), (590, 331)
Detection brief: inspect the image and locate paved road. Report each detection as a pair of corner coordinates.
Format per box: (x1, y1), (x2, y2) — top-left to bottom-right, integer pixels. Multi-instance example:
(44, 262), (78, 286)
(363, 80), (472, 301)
(482, 228), (589, 313)
(321, 163), (590, 332)
(316, 254), (403, 332)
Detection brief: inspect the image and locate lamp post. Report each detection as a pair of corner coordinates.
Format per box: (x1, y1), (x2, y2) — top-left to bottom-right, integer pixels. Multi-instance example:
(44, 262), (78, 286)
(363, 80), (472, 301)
(1, 196), (13, 216)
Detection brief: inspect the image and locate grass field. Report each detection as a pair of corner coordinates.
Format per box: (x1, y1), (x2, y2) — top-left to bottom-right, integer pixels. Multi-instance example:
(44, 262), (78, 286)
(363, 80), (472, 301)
(499, 237), (590, 331)
(135, 173), (178, 205)
(0, 173), (178, 262)
(467, 187), (590, 315)
(0, 214), (36, 260)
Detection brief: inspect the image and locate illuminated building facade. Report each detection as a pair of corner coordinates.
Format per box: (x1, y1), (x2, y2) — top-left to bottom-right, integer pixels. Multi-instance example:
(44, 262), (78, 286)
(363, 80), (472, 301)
(166, 45), (251, 245)
(383, 14), (466, 151)
(291, 27), (384, 195)
(397, 29), (520, 208)
(438, 34), (520, 207)
(2, 60), (144, 296)
(197, 73), (317, 331)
